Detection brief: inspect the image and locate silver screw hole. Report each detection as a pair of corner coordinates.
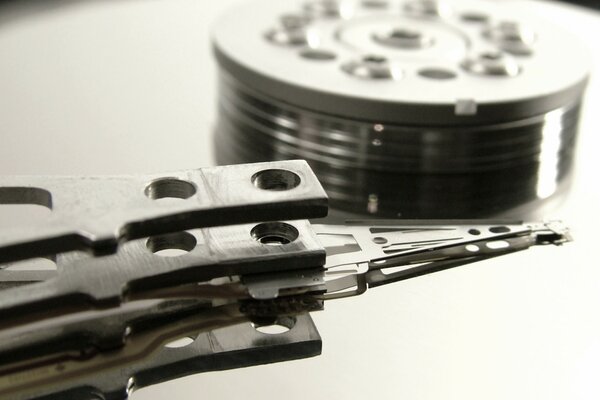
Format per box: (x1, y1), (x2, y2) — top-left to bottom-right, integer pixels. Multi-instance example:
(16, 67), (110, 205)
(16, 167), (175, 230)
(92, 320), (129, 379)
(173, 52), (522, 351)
(253, 316), (296, 335)
(300, 48), (337, 61)
(252, 169), (301, 191)
(362, 0), (389, 9)
(251, 222), (299, 246)
(460, 11), (489, 23)
(489, 226), (510, 233)
(418, 68), (457, 80)
(373, 236), (388, 244)
(144, 178), (196, 200)
(146, 231), (197, 257)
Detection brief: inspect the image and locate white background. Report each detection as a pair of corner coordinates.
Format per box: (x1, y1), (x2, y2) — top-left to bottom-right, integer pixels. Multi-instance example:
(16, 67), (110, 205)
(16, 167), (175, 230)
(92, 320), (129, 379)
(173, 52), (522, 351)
(0, 1), (598, 399)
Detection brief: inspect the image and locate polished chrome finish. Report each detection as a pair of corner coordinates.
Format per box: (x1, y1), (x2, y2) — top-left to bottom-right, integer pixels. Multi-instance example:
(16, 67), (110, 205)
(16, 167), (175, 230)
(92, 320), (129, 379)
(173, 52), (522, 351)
(265, 27), (309, 46)
(0, 161), (329, 399)
(372, 27), (435, 49)
(0, 164), (572, 399)
(0, 303), (322, 400)
(214, 0), (589, 123)
(213, 0), (589, 219)
(484, 21), (537, 56)
(314, 220), (572, 298)
(216, 73), (581, 218)
(0, 160), (327, 263)
(0, 219), (325, 329)
(341, 55), (399, 79)
(461, 51), (521, 77)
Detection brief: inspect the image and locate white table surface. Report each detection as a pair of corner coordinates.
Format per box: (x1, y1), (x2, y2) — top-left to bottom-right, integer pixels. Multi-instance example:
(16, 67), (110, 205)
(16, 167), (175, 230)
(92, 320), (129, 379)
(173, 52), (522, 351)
(0, 1), (598, 399)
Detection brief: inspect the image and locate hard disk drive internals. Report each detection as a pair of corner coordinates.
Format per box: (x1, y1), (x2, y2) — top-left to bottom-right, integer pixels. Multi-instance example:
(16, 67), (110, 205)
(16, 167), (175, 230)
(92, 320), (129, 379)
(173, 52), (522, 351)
(213, 0), (590, 219)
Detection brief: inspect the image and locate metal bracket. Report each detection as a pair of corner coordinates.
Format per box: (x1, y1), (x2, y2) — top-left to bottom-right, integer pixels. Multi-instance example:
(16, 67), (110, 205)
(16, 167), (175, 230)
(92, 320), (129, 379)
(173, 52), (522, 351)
(12, 315), (322, 400)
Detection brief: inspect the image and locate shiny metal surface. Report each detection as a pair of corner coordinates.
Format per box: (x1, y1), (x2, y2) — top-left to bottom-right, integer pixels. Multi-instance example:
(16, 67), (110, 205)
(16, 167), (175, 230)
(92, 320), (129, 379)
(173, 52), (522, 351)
(5, 311), (323, 400)
(0, 1), (598, 400)
(0, 167), (571, 398)
(0, 161), (330, 399)
(0, 160), (327, 263)
(314, 220), (571, 298)
(216, 73), (580, 218)
(213, 0), (590, 219)
(213, 0), (589, 123)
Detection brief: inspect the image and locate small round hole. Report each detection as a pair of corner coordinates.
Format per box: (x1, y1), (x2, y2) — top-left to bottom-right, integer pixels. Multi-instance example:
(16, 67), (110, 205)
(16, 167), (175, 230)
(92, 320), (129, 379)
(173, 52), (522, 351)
(147, 231), (197, 257)
(265, 28), (308, 46)
(259, 235), (292, 245)
(255, 324), (290, 334)
(373, 236), (388, 244)
(418, 68), (457, 80)
(361, 0), (389, 8)
(468, 229), (481, 235)
(164, 336), (195, 348)
(300, 48), (337, 61)
(144, 178), (196, 200)
(373, 28), (434, 50)
(391, 28), (421, 40)
(487, 240), (510, 250)
(252, 169), (301, 191)
(460, 11), (489, 23)
(253, 316), (296, 335)
(343, 56), (396, 80)
(251, 222), (299, 246)
(466, 244), (480, 252)
(489, 226), (511, 233)
(462, 51), (521, 77)
(280, 13), (311, 30)
(480, 52), (504, 61)
(363, 54), (388, 64)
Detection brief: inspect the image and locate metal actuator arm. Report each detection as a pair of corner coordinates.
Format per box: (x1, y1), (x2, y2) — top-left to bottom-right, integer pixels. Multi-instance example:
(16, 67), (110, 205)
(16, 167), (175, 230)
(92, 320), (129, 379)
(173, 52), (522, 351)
(0, 161), (571, 400)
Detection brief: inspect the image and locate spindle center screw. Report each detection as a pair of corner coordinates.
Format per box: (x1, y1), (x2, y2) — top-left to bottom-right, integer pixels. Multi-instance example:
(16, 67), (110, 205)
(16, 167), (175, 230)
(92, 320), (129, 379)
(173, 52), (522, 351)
(373, 27), (435, 49)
